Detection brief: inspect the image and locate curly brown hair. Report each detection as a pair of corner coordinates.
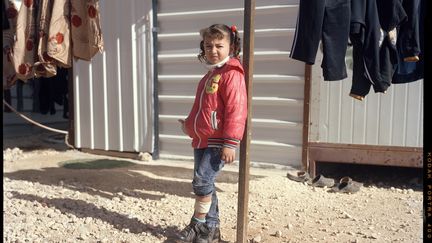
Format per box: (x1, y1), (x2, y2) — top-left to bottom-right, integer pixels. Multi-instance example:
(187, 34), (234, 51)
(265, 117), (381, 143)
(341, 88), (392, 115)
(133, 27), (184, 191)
(197, 24), (241, 63)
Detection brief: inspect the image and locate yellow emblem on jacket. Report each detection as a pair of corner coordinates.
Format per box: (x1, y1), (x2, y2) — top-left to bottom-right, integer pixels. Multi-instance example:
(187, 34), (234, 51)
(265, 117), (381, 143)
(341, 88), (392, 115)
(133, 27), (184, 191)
(205, 74), (221, 94)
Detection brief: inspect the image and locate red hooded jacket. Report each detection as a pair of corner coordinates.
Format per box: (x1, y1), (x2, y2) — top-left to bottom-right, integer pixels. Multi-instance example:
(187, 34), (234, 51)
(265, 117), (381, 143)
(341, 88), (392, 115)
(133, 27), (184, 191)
(184, 57), (247, 149)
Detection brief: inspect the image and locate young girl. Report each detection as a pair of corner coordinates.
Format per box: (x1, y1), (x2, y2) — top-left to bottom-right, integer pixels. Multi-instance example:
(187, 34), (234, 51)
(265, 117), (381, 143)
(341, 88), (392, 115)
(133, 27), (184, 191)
(177, 24), (247, 242)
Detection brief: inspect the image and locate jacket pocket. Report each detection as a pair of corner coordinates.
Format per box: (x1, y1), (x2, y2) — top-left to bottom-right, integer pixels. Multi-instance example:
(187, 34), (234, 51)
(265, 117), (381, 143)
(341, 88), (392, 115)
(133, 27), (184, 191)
(211, 111), (218, 130)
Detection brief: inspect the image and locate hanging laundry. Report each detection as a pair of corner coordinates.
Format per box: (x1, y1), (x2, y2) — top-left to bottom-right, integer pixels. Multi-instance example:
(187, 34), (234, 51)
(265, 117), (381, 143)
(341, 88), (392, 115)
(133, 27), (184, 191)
(349, 0), (407, 101)
(47, 0), (72, 68)
(2, 0), (10, 30)
(3, 0), (15, 112)
(3, 0), (18, 89)
(12, 0), (40, 81)
(12, 0), (72, 80)
(71, 0), (103, 61)
(34, 0), (58, 78)
(392, 0), (424, 84)
(289, 0), (351, 81)
(8, 0), (103, 85)
(38, 67), (68, 115)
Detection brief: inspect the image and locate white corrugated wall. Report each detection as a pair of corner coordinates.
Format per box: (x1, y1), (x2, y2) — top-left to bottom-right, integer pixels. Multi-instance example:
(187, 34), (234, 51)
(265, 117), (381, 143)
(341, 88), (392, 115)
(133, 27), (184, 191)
(70, 0), (423, 166)
(72, 0), (310, 167)
(309, 46), (423, 147)
(157, 0), (305, 166)
(73, 0), (154, 153)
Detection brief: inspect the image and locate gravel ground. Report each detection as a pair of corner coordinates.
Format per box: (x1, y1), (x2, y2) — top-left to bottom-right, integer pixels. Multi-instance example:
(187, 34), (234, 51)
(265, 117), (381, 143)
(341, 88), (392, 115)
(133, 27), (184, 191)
(3, 131), (424, 242)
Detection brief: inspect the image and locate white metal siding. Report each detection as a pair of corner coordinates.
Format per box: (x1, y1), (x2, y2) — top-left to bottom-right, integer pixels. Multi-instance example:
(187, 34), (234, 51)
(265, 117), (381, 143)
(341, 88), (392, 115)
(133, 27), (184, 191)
(310, 47), (423, 147)
(157, 0), (304, 166)
(74, 0), (154, 153)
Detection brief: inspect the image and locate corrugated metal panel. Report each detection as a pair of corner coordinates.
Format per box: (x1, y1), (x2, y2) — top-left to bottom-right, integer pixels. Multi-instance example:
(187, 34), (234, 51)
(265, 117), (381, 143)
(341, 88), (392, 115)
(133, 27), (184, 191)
(74, 0), (154, 153)
(311, 46), (423, 147)
(158, 0), (304, 166)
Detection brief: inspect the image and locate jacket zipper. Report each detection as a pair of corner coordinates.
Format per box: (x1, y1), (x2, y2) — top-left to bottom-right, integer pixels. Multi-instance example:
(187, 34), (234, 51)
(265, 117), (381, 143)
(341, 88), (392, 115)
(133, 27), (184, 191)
(194, 71), (213, 147)
(211, 111), (218, 130)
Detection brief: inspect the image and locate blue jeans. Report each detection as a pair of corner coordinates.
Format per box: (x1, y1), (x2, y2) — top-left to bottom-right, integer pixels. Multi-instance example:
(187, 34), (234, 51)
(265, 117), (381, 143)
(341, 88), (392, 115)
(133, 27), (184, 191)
(192, 147), (225, 228)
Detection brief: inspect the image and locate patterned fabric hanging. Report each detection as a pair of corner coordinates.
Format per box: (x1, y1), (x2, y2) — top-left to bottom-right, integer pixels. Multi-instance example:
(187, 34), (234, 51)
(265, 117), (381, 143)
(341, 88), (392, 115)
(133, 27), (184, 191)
(70, 0), (103, 61)
(48, 0), (72, 67)
(3, 0), (18, 89)
(34, 0), (57, 78)
(12, 0), (39, 81)
(5, 0), (103, 89)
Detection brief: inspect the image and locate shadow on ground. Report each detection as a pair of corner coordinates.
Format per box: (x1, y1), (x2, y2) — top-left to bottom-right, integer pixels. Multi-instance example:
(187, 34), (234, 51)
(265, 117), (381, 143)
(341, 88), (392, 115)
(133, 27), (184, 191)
(315, 162), (423, 191)
(4, 159), (265, 201)
(5, 158), (264, 240)
(10, 191), (182, 239)
(3, 131), (70, 152)
(10, 188), (231, 241)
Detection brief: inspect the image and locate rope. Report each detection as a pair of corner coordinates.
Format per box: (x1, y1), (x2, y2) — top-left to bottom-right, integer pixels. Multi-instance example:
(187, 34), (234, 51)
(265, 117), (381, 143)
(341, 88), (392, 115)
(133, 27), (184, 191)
(63, 132), (75, 149)
(3, 99), (68, 134)
(3, 99), (76, 149)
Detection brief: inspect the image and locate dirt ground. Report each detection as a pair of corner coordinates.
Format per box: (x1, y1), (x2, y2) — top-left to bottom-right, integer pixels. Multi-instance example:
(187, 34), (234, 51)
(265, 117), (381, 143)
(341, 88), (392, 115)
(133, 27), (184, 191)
(3, 130), (424, 242)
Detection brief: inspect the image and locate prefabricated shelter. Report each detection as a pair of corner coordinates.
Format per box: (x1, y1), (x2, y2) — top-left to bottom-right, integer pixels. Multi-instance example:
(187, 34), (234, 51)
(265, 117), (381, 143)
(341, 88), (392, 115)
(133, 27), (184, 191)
(73, 0), (306, 167)
(307, 48), (423, 176)
(71, 0), (423, 171)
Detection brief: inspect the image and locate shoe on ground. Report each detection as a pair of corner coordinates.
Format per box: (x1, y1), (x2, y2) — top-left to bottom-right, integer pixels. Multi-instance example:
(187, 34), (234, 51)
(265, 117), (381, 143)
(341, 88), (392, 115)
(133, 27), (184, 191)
(330, 177), (363, 194)
(176, 220), (210, 242)
(195, 226), (221, 243)
(310, 174), (335, 187)
(286, 171), (311, 183)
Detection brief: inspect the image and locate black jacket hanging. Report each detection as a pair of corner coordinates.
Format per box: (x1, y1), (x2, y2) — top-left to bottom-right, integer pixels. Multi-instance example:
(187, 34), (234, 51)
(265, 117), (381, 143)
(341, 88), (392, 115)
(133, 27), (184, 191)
(2, 0), (10, 30)
(39, 67), (68, 116)
(392, 0), (424, 84)
(349, 0), (407, 100)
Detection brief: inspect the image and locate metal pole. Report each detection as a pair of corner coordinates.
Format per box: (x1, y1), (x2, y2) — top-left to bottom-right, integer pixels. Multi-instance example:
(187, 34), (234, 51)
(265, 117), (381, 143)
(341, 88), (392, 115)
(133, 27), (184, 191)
(302, 64), (312, 171)
(151, 0), (160, 159)
(237, 0), (255, 242)
(67, 2), (75, 147)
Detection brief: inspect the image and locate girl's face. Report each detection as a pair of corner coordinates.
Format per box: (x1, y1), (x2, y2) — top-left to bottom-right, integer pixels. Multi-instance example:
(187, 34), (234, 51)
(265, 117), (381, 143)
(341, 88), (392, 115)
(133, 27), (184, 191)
(203, 34), (232, 64)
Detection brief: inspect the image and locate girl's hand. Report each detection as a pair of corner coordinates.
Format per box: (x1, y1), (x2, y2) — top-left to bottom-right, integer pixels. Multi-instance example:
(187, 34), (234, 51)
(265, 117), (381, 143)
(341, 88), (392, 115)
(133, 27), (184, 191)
(221, 147), (235, 164)
(178, 119), (188, 135)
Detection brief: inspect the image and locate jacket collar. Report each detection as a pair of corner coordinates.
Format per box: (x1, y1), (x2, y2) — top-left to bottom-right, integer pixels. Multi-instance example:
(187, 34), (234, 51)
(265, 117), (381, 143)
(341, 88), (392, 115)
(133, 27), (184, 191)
(204, 56), (230, 70)
(223, 57), (244, 74)
(203, 57), (244, 74)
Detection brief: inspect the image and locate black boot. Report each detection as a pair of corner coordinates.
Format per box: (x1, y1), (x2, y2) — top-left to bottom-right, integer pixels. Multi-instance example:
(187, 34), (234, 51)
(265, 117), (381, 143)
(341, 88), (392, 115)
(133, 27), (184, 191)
(176, 220), (210, 242)
(195, 227), (221, 243)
